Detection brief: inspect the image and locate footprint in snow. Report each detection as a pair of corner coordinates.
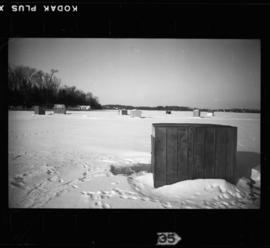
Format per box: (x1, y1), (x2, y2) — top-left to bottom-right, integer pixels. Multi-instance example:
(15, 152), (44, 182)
(227, 190), (235, 196)
(55, 191), (62, 197)
(94, 201), (103, 208)
(14, 175), (24, 180)
(140, 197), (151, 201)
(218, 194), (225, 200)
(80, 191), (88, 196)
(235, 192), (243, 198)
(235, 188), (241, 193)
(12, 154), (22, 160)
(47, 170), (54, 175)
(90, 194), (100, 201)
(101, 194), (110, 199)
(126, 191), (138, 196)
(10, 175), (27, 189)
(161, 202), (173, 208)
(120, 195), (129, 199)
(110, 190), (117, 195)
(113, 188), (122, 193)
(86, 191), (95, 196)
(105, 193), (113, 198)
(129, 196), (138, 200)
(220, 201), (230, 206)
(134, 187), (141, 192)
(102, 202), (111, 209)
(219, 186), (227, 193)
(82, 172), (87, 177)
(10, 180), (26, 189)
(48, 175), (59, 182)
(222, 193), (231, 199)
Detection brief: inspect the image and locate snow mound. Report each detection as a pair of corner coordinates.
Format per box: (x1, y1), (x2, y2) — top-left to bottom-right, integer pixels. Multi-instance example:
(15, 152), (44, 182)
(134, 173), (238, 198)
(155, 178), (238, 199)
(128, 173), (259, 208)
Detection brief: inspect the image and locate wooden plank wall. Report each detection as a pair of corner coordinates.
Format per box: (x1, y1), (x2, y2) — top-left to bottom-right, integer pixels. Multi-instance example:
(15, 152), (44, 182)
(152, 124), (237, 188)
(154, 127), (167, 187)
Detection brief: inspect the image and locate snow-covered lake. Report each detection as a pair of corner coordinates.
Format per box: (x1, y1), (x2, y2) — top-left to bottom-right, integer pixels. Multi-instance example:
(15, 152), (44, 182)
(8, 110), (260, 209)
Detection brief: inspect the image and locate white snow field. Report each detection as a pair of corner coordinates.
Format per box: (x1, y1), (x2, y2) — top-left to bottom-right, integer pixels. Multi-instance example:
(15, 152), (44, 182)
(8, 110), (260, 208)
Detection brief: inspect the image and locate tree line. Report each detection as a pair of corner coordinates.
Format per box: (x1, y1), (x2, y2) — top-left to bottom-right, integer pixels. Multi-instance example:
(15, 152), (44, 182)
(8, 64), (102, 109)
(103, 105), (194, 111)
(103, 104), (260, 113)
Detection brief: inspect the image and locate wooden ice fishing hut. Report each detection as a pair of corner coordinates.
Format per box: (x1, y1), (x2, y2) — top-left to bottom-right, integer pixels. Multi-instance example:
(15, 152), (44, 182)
(33, 106), (45, 115)
(119, 109), (128, 115)
(53, 104), (66, 114)
(130, 109), (142, 118)
(151, 123), (237, 188)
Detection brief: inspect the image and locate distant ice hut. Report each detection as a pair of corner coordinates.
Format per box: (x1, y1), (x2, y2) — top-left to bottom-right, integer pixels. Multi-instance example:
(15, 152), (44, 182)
(33, 106), (45, 115)
(78, 105), (91, 110)
(130, 109), (142, 118)
(119, 109), (128, 115)
(53, 104), (66, 114)
(200, 111), (215, 118)
(193, 109), (201, 117)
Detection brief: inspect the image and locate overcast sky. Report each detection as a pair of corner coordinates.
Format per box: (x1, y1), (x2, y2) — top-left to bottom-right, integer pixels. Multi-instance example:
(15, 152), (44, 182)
(8, 38), (260, 109)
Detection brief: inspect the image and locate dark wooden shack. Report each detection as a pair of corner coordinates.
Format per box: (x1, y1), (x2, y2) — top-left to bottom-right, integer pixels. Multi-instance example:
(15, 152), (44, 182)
(151, 123), (237, 188)
(166, 110), (171, 114)
(53, 104), (66, 114)
(33, 106), (45, 115)
(119, 109), (128, 115)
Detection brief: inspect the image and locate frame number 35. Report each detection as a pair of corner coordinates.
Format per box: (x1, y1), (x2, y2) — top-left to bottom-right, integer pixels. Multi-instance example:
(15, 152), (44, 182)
(157, 232), (181, 246)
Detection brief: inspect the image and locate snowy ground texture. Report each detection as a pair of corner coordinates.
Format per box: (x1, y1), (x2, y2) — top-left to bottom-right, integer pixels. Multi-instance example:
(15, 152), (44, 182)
(9, 110), (260, 209)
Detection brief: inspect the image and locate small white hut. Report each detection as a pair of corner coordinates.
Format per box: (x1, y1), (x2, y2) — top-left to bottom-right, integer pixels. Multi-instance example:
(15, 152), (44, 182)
(79, 105), (91, 110)
(200, 111), (215, 118)
(130, 109), (142, 118)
